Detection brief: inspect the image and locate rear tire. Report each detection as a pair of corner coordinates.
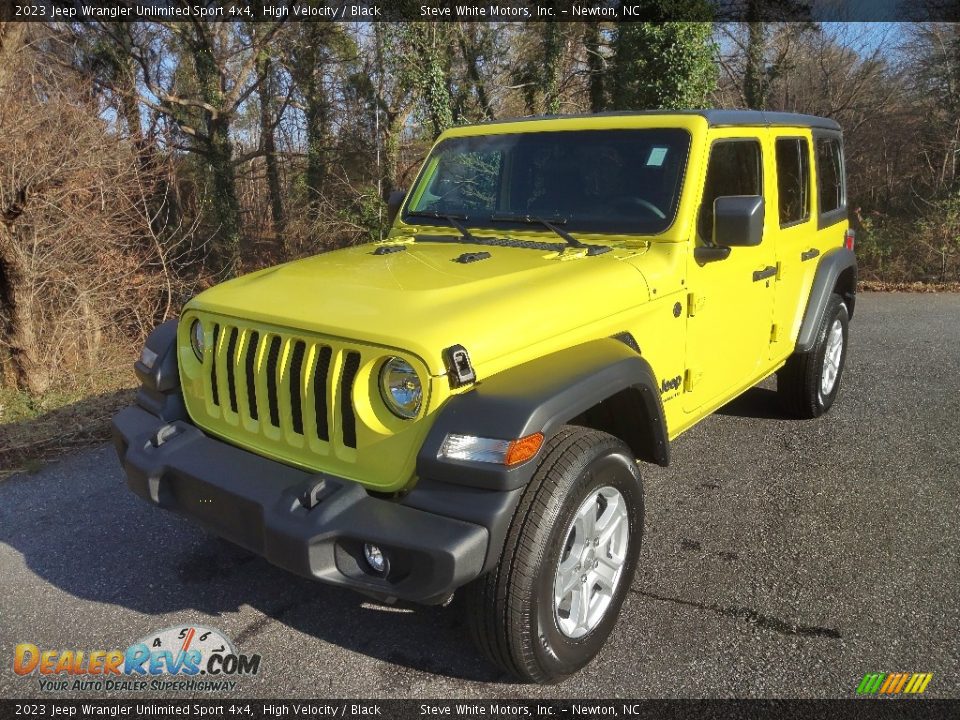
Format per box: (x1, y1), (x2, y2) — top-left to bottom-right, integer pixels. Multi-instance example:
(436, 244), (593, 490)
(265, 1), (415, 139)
(777, 292), (849, 418)
(466, 426), (643, 683)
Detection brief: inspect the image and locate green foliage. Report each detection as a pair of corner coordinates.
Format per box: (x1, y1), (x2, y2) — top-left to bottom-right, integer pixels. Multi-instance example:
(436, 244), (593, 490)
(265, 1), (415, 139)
(856, 195), (960, 283)
(853, 213), (895, 276)
(610, 20), (717, 110)
(917, 194), (960, 281)
(514, 23), (570, 115)
(389, 24), (455, 137)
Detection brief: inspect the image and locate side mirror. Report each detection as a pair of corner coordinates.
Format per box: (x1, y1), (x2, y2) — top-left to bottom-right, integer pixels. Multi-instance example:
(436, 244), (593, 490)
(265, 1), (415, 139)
(386, 189), (407, 226)
(713, 195), (764, 247)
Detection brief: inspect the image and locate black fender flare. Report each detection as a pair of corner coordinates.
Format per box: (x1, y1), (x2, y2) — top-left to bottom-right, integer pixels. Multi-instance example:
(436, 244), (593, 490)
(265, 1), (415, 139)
(416, 338), (669, 493)
(796, 247), (857, 353)
(132, 318), (186, 422)
(135, 318), (180, 392)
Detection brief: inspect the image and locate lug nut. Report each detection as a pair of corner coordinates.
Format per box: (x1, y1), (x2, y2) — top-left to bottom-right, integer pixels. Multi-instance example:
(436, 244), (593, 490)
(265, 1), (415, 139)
(581, 574), (588, 584)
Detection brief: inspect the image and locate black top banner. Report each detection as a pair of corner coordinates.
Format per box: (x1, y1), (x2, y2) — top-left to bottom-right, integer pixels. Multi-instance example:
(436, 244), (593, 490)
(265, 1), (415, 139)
(3, 0), (960, 23)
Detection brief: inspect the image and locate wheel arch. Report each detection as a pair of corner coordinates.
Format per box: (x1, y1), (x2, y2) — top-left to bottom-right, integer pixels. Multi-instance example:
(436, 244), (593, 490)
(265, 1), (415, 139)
(416, 338), (670, 493)
(796, 247), (857, 353)
(566, 385), (667, 468)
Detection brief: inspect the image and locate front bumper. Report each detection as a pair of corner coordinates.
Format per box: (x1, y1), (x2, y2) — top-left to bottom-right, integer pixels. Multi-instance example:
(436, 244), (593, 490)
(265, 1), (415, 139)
(112, 405), (491, 604)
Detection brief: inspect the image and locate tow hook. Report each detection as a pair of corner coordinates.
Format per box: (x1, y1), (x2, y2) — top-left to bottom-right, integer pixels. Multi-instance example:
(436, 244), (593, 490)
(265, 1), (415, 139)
(149, 423), (180, 448)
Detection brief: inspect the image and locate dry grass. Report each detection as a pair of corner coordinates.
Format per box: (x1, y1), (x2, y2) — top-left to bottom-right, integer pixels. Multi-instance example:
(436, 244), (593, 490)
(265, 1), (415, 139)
(859, 280), (960, 293)
(0, 361), (137, 480)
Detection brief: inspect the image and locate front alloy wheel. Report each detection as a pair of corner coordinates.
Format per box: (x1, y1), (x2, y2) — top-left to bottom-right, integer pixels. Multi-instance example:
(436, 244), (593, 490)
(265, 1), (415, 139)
(466, 426), (643, 684)
(553, 486), (630, 639)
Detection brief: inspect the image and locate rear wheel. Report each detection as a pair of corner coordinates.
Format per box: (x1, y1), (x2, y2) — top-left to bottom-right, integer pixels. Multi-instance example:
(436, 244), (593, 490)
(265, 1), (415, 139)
(466, 426), (643, 683)
(777, 292), (849, 418)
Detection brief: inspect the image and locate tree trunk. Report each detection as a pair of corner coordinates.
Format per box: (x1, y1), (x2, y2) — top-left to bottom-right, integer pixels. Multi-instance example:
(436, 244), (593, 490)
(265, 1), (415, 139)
(459, 27), (494, 119)
(258, 53), (285, 241)
(0, 223), (48, 394)
(191, 34), (241, 275)
(304, 70), (329, 224)
(0, 22), (39, 391)
(583, 23), (605, 113)
(382, 109), (410, 196)
(542, 23), (564, 115)
(743, 12), (767, 110)
(416, 27), (454, 138)
(0, 22), (26, 91)
(206, 119), (241, 275)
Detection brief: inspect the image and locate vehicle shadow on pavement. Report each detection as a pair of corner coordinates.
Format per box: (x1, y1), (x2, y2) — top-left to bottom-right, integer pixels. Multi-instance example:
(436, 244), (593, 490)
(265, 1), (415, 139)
(0, 444), (512, 685)
(715, 386), (795, 420)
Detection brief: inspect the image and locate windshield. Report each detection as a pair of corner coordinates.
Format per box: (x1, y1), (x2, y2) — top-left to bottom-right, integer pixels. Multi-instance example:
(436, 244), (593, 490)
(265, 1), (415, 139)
(403, 129), (691, 236)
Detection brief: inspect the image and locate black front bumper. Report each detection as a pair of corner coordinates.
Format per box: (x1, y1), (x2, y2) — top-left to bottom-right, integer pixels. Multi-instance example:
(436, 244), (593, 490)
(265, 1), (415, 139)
(112, 405), (500, 604)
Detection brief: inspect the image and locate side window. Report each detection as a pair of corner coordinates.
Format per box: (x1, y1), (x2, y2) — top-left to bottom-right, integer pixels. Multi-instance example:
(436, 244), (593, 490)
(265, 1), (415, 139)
(775, 137), (810, 226)
(816, 137), (844, 215)
(698, 139), (762, 242)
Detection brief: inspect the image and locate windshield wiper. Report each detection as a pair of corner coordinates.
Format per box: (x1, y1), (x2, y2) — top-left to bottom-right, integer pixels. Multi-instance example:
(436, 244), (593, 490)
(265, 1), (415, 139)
(490, 212), (612, 256)
(405, 210), (480, 244)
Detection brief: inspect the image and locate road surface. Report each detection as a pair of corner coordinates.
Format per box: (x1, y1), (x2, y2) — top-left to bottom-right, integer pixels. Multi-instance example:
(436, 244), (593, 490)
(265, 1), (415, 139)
(2, 293), (958, 699)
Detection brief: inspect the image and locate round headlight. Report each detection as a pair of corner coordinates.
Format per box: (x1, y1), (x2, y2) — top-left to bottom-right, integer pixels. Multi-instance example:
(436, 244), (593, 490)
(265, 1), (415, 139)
(189, 319), (205, 361)
(379, 357), (422, 419)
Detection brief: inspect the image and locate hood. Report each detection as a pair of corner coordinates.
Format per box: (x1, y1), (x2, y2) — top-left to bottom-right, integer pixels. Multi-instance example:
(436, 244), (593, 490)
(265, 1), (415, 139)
(186, 238), (651, 375)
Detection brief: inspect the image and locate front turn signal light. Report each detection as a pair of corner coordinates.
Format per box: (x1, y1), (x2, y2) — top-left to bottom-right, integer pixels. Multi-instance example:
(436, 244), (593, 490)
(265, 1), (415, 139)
(439, 432), (544, 466)
(504, 433), (545, 466)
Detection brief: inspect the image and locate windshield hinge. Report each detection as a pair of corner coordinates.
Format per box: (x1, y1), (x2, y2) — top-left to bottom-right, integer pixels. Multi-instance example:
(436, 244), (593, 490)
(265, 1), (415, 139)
(444, 345), (476, 388)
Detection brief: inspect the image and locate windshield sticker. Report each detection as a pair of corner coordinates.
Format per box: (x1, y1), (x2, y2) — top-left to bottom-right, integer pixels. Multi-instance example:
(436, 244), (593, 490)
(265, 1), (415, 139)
(647, 147), (668, 166)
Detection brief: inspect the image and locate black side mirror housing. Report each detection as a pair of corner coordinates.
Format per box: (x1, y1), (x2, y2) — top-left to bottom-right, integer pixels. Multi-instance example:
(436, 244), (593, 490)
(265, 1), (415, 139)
(387, 189), (407, 226)
(713, 195), (764, 247)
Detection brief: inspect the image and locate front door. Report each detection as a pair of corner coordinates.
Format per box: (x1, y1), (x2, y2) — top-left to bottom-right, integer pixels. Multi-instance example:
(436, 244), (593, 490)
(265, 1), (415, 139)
(683, 133), (777, 413)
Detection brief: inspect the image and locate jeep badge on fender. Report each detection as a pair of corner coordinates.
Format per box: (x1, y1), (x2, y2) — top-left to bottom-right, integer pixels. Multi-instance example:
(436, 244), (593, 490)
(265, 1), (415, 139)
(113, 110), (855, 684)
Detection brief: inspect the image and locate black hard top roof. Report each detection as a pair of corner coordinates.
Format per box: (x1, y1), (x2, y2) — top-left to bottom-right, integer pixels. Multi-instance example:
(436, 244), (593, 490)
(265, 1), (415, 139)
(469, 109), (841, 132)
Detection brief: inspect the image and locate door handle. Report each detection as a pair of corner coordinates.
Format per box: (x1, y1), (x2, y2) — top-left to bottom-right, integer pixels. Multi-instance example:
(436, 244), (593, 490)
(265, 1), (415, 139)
(752, 265), (777, 282)
(801, 248), (820, 262)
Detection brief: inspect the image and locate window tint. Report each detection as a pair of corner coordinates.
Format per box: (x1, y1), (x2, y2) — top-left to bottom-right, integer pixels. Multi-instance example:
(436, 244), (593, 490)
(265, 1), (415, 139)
(816, 137), (844, 214)
(698, 139), (762, 242)
(775, 137), (810, 226)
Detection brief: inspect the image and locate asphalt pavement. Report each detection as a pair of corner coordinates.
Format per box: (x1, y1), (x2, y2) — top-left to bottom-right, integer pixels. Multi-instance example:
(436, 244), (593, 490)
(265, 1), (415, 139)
(1, 292), (958, 699)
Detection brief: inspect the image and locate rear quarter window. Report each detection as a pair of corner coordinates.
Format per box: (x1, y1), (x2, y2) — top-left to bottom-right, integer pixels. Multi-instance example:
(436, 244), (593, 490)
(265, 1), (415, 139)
(815, 135), (846, 227)
(775, 137), (810, 227)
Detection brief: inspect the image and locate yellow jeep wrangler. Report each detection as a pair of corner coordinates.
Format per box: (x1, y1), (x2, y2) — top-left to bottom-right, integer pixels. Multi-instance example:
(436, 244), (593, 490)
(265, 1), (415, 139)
(113, 110), (856, 683)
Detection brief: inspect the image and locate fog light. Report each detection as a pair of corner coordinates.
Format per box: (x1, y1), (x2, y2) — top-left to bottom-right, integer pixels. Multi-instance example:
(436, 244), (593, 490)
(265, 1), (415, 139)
(364, 543), (388, 574)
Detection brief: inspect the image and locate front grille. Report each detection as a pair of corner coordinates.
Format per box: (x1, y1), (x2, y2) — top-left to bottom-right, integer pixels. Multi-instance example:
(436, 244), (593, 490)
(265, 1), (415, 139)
(199, 319), (373, 455)
(339, 351), (361, 449)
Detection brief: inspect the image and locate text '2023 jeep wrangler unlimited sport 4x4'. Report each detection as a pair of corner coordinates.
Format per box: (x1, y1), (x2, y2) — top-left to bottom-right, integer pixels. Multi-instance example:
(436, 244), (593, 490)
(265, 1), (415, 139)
(113, 110), (856, 684)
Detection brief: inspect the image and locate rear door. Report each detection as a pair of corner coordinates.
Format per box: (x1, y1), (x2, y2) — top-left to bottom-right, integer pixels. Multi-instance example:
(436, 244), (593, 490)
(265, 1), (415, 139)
(769, 132), (816, 361)
(770, 130), (849, 359)
(683, 130), (777, 413)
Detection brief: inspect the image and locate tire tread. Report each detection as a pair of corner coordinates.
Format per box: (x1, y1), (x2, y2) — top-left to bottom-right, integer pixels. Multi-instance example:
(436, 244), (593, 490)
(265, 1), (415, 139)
(466, 426), (632, 683)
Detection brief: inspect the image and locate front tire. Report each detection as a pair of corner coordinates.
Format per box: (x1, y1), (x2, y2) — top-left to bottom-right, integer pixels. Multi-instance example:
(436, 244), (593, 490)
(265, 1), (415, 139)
(466, 426), (643, 683)
(777, 292), (850, 418)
